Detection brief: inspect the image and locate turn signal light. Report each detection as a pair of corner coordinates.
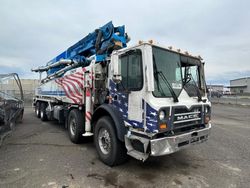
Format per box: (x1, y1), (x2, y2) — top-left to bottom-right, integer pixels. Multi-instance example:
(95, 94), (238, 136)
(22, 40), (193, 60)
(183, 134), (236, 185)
(159, 123), (167, 130)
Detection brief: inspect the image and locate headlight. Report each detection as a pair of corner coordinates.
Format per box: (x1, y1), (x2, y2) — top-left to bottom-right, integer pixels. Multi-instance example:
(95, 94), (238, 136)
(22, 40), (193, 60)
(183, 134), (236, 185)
(204, 106), (211, 124)
(159, 110), (165, 120)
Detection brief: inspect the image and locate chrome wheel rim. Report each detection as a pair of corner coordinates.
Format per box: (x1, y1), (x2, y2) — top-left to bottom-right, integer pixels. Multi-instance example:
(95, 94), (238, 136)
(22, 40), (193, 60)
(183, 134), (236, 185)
(70, 118), (76, 136)
(98, 128), (111, 155)
(36, 108), (39, 116)
(40, 110), (44, 118)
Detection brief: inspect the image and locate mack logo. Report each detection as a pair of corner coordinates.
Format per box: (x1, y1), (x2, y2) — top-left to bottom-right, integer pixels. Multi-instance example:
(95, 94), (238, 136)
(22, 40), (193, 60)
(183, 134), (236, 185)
(176, 114), (199, 121)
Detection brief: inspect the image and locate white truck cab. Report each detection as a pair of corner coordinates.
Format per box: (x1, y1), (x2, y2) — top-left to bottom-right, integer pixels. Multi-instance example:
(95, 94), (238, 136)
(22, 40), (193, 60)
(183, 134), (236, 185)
(108, 42), (211, 161)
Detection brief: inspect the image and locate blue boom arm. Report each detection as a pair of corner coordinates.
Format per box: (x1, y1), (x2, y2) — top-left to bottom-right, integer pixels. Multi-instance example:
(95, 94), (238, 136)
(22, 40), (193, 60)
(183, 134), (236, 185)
(46, 21), (128, 75)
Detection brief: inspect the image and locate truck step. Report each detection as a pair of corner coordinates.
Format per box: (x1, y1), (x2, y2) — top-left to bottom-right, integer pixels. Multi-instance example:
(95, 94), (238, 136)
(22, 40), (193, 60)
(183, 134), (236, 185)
(127, 149), (149, 161)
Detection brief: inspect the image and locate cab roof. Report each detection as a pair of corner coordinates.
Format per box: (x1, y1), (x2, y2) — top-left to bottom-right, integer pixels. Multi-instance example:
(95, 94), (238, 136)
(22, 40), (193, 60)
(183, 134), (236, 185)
(118, 41), (203, 61)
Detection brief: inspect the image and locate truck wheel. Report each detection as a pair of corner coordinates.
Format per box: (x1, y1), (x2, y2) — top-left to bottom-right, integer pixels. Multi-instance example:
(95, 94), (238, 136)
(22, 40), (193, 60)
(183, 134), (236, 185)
(68, 109), (84, 144)
(40, 103), (48, 121)
(94, 116), (127, 166)
(35, 102), (41, 118)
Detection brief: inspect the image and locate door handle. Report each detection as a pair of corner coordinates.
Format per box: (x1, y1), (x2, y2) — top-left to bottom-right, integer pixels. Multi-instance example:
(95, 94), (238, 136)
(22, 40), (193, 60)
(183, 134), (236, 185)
(113, 95), (118, 101)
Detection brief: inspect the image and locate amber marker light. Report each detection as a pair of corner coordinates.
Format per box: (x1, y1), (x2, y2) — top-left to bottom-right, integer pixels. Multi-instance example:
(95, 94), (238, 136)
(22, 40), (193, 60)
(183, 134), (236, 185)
(159, 123), (167, 130)
(148, 39), (153, 44)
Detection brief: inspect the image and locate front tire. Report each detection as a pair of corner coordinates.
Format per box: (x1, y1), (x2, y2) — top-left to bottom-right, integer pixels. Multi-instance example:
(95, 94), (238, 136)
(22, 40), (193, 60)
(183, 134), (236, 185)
(94, 116), (127, 166)
(68, 109), (85, 144)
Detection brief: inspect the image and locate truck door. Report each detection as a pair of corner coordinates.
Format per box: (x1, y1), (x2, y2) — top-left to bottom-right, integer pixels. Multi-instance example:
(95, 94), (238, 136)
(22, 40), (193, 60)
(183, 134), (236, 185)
(116, 49), (144, 129)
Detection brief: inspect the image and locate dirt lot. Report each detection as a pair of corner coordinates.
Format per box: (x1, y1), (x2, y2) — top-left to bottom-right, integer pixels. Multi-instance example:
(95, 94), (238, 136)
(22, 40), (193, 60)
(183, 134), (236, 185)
(0, 104), (250, 188)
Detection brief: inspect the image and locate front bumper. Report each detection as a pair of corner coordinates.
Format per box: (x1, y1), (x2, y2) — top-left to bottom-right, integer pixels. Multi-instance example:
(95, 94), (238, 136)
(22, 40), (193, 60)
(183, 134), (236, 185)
(150, 123), (211, 156)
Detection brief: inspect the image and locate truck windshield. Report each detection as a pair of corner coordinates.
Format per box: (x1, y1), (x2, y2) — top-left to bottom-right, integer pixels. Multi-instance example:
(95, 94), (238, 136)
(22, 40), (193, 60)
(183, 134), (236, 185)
(152, 47), (182, 98)
(182, 64), (204, 98)
(152, 46), (205, 98)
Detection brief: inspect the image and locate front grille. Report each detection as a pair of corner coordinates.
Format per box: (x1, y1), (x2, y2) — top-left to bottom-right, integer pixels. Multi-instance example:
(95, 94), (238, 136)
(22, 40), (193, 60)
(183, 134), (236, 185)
(173, 106), (202, 131)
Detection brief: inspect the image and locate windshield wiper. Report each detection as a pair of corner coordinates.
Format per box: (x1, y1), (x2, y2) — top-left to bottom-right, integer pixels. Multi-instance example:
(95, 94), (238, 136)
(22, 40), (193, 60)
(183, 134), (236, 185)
(193, 81), (202, 102)
(183, 73), (202, 102)
(157, 71), (179, 102)
(153, 55), (178, 102)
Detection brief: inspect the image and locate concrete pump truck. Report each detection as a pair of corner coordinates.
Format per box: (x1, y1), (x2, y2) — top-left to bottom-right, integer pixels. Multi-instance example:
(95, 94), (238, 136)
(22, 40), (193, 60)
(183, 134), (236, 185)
(32, 21), (212, 166)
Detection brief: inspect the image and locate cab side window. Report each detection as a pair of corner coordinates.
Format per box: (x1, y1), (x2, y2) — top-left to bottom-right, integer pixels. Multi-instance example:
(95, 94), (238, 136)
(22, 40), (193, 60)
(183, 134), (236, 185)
(119, 50), (143, 91)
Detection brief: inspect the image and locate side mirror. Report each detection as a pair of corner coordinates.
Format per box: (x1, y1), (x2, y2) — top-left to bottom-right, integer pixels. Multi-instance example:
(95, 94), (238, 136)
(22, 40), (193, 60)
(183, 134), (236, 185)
(111, 52), (122, 83)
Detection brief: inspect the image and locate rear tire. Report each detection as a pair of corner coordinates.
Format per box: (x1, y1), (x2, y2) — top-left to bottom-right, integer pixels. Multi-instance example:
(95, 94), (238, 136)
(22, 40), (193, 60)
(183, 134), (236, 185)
(40, 103), (48, 121)
(94, 116), (128, 166)
(35, 102), (41, 118)
(68, 109), (85, 144)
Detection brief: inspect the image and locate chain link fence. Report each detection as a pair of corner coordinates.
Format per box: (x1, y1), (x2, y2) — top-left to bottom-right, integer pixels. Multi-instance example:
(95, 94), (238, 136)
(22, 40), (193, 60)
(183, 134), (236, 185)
(210, 95), (250, 106)
(0, 89), (34, 106)
(0, 79), (39, 107)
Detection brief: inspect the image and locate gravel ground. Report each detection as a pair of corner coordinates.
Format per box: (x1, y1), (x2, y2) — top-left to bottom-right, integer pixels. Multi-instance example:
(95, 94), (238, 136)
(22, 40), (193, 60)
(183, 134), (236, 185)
(0, 104), (249, 188)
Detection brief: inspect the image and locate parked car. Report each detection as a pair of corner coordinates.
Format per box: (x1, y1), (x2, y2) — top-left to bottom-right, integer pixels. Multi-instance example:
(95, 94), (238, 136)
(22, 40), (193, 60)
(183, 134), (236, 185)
(223, 90), (232, 95)
(210, 90), (222, 98)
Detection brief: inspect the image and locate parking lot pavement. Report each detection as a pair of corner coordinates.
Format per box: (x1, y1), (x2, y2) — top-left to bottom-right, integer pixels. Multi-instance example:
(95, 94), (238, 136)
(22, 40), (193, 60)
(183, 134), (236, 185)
(0, 104), (249, 188)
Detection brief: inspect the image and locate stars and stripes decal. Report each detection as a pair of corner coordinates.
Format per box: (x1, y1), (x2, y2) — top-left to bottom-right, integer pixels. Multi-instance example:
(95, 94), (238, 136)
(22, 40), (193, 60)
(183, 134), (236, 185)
(55, 71), (84, 104)
(109, 80), (159, 133)
(145, 102), (158, 132)
(85, 111), (92, 122)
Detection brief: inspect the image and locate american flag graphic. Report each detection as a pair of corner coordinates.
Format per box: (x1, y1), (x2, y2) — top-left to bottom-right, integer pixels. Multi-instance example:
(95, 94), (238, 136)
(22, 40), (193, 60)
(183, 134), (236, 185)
(109, 80), (159, 133)
(55, 71), (84, 104)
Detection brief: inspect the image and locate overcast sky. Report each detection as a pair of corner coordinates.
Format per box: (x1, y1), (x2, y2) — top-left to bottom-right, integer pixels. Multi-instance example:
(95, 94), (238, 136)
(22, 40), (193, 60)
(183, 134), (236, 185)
(0, 0), (250, 85)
